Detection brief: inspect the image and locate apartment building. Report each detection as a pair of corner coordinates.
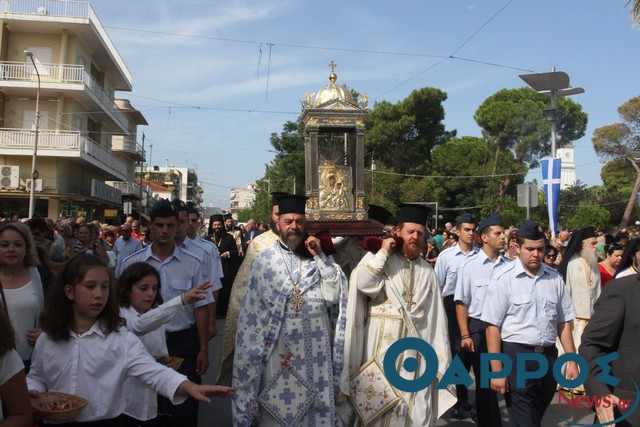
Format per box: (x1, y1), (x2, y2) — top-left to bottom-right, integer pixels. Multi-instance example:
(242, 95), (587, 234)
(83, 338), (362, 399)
(229, 183), (256, 219)
(0, 0), (147, 221)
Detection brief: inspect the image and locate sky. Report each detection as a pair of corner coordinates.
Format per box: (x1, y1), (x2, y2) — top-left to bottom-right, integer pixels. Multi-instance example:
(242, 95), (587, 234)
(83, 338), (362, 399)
(93, 0), (640, 209)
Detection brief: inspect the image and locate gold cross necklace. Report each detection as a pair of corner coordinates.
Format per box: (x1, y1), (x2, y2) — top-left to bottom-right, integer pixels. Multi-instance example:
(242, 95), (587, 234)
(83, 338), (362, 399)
(404, 257), (416, 310)
(279, 244), (305, 314)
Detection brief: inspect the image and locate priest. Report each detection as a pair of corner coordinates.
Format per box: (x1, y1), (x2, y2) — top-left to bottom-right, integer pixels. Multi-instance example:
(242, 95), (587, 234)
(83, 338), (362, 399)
(557, 226), (601, 355)
(232, 194), (348, 426)
(340, 204), (455, 427)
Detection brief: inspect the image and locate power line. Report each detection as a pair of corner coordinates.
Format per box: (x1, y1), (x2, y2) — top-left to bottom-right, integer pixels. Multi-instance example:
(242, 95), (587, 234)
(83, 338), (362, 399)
(375, 0), (522, 99)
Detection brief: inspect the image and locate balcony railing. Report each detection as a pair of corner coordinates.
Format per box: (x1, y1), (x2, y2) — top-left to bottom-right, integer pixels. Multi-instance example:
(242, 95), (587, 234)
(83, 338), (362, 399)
(107, 181), (147, 198)
(0, 128), (127, 177)
(0, 61), (129, 131)
(0, 0), (90, 17)
(111, 137), (145, 158)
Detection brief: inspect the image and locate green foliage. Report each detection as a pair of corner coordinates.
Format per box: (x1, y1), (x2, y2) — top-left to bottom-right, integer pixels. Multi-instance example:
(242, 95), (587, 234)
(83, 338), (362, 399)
(429, 136), (527, 217)
(475, 87), (587, 168)
(364, 164), (405, 214)
(565, 202), (611, 230)
(592, 95), (640, 227)
(592, 96), (640, 159)
(601, 159), (636, 191)
(365, 87), (455, 175)
(236, 120), (305, 224)
(500, 195), (525, 228)
(558, 181), (591, 225)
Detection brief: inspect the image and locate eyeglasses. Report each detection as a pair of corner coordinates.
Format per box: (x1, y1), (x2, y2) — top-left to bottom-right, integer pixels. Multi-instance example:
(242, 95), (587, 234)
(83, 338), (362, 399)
(545, 254), (557, 259)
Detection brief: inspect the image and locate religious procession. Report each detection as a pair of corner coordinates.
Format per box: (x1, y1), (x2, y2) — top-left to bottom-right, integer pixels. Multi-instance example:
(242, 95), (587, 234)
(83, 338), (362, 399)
(1, 3), (639, 426)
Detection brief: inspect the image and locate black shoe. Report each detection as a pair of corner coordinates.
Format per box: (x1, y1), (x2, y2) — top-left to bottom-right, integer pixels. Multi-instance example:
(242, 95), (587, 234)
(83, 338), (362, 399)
(451, 407), (465, 419)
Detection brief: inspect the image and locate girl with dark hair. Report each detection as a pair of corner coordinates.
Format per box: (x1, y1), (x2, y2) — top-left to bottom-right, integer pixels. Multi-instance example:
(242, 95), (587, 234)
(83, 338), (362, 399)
(27, 255), (233, 425)
(117, 262), (212, 426)
(599, 243), (624, 286)
(0, 304), (32, 425)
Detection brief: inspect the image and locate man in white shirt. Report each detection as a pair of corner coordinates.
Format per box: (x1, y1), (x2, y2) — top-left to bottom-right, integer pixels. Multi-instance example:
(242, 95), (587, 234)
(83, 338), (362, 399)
(113, 223), (142, 273)
(455, 214), (509, 426)
(117, 199), (212, 427)
(434, 213), (478, 417)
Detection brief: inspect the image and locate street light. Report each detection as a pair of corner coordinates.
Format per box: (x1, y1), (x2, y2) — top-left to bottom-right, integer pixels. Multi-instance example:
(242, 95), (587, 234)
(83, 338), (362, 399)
(25, 50), (41, 218)
(519, 67), (584, 157)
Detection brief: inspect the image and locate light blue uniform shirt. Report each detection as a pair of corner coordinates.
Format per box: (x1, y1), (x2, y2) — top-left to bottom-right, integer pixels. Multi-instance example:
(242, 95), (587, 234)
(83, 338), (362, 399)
(454, 249), (511, 319)
(481, 258), (576, 347)
(434, 244), (479, 297)
(118, 244), (211, 333)
(178, 238), (222, 293)
(188, 236), (224, 289)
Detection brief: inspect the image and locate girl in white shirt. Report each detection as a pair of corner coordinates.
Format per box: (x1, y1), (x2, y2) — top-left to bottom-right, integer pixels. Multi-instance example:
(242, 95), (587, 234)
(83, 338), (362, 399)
(26, 254), (233, 425)
(117, 262), (211, 426)
(0, 306), (31, 426)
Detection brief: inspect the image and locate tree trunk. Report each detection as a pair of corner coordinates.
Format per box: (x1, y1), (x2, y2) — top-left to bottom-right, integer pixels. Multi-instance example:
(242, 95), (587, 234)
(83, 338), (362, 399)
(492, 146), (501, 176)
(620, 157), (640, 229)
(495, 175), (514, 213)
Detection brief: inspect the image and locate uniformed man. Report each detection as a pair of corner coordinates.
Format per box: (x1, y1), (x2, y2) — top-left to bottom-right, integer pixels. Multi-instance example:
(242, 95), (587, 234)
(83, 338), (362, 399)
(434, 213), (478, 417)
(481, 220), (579, 427)
(454, 214), (509, 426)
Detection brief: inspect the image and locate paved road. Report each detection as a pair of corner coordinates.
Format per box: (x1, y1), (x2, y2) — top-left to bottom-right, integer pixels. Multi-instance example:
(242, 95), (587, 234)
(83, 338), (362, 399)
(198, 319), (597, 426)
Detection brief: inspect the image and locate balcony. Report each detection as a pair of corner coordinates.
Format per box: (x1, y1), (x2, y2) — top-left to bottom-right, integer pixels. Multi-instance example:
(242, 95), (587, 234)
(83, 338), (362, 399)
(0, 61), (129, 131)
(111, 137), (145, 161)
(106, 181), (148, 199)
(0, 128), (127, 180)
(0, 0), (131, 88)
(0, 0), (90, 16)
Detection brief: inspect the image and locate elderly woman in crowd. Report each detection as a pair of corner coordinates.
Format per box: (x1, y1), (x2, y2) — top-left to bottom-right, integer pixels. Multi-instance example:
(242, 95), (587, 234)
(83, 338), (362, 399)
(70, 223), (109, 262)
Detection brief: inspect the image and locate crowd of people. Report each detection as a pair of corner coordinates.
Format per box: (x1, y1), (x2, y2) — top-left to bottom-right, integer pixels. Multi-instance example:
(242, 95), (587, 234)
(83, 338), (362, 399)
(1, 198), (639, 427)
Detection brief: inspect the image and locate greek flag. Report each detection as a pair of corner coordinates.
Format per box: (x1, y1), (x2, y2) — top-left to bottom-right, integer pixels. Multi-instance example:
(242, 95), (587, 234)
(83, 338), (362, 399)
(541, 157), (562, 238)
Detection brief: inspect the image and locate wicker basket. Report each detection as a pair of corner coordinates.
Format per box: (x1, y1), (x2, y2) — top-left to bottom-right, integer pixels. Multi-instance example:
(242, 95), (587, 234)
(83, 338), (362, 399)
(154, 355), (184, 371)
(31, 391), (88, 422)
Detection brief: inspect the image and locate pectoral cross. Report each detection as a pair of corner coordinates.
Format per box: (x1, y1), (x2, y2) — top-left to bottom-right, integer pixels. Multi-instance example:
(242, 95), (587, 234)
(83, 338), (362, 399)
(406, 292), (416, 310)
(290, 287), (306, 314)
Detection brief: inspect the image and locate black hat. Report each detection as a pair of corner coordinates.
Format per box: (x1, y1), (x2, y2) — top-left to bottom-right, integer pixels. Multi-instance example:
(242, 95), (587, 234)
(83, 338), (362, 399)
(477, 214), (503, 235)
(150, 199), (178, 219)
(614, 238), (640, 278)
(271, 192), (289, 206)
(171, 198), (186, 212)
(185, 202), (198, 216)
(518, 220), (545, 240)
(397, 204), (430, 225)
(278, 195), (308, 215)
(368, 204), (393, 225)
(581, 227), (596, 240)
(223, 213), (232, 221)
(210, 214), (224, 223)
(456, 213), (475, 226)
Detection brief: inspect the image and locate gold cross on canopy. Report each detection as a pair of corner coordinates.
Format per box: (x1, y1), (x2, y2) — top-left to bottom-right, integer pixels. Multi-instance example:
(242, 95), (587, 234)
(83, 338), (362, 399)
(329, 60), (337, 73)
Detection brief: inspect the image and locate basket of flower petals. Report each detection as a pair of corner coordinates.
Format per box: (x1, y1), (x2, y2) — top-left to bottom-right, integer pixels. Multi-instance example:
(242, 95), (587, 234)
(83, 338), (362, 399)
(154, 355), (184, 371)
(31, 391), (88, 422)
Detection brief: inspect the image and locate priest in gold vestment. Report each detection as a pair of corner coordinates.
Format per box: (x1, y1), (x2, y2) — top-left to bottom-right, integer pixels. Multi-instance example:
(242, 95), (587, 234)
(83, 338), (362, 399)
(340, 204), (456, 427)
